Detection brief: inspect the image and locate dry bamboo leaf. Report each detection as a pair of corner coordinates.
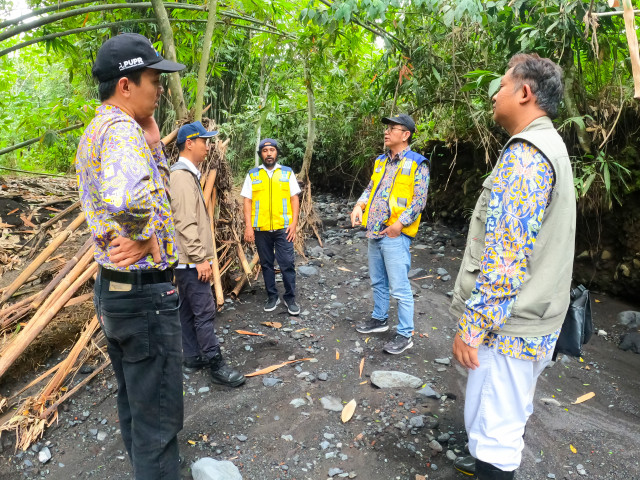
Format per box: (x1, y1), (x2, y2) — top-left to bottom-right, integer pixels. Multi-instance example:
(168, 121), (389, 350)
(20, 215), (36, 228)
(360, 380), (367, 385)
(261, 322), (282, 329)
(337, 266), (352, 272)
(359, 357), (365, 378)
(572, 392), (595, 405)
(245, 358), (312, 377)
(235, 330), (265, 336)
(7, 208), (19, 215)
(0, 222), (12, 228)
(336, 349), (340, 360)
(341, 399), (356, 423)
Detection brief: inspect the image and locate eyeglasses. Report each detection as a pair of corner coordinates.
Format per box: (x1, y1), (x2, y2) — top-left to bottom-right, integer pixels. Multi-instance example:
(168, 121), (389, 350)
(384, 126), (409, 133)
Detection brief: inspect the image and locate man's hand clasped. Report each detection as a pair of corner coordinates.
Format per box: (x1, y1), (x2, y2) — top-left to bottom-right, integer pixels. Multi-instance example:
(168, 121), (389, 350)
(196, 261), (212, 283)
(109, 233), (161, 267)
(380, 220), (403, 238)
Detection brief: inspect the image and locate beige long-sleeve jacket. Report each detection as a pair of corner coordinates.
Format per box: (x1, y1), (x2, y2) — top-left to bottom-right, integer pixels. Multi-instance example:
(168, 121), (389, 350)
(170, 166), (215, 265)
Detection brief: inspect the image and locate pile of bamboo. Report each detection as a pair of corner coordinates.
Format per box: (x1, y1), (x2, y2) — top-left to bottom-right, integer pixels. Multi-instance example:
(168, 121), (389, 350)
(0, 120), (260, 450)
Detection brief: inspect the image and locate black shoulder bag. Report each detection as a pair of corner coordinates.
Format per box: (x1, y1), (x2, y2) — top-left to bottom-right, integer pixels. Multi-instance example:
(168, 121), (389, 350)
(552, 285), (593, 360)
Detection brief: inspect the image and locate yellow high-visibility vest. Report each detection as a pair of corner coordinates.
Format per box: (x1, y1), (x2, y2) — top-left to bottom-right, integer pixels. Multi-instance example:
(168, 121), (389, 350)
(249, 165), (294, 231)
(362, 150), (428, 238)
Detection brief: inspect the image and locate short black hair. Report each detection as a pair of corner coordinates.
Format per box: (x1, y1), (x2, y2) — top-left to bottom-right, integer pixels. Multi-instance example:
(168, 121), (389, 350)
(97, 69), (144, 102)
(176, 141), (186, 153)
(508, 53), (563, 118)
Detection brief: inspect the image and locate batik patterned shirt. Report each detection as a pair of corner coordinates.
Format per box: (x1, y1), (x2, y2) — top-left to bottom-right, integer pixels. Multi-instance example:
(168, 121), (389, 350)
(458, 141), (559, 361)
(75, 105), (177, 271)
(357, 147), (430, 239)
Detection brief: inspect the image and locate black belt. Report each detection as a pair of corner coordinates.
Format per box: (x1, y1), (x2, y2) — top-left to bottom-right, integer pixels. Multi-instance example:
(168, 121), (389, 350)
(99, 266), (174, 285)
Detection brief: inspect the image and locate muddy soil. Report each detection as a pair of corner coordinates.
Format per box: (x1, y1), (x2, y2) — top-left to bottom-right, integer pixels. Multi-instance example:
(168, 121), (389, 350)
(1, 194), (640, 480)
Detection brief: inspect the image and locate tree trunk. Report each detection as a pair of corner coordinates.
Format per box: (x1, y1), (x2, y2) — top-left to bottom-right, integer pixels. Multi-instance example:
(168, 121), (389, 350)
(299, 59), (316, 183)
(194, 0), (218, 121)
(255, 56), (270, 167)
(150, 0), (188, 120)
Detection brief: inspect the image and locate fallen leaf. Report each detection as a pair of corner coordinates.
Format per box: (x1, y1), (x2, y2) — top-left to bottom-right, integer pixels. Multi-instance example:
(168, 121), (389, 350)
(594, 299), (601, 303)
(245, 358), (312, 377)
(44, 206), (61, 212)
(570, 444), (577, 454)
(7, 208), (18, 215)
(359, 380), (367, 385)
(337, 266), (352, 272)
(359, 357), (365, 378)
(572, 392), (595, 405)
(235, 330), (265, 336)
(261, 321), (282, 329)
(341, 399), (356, 423)
(0, 222), (12, 228)
(336, 349), (340, 360)
(188, 440), (196, 445)
(295, 328), (308, 332)
(20, 214), (36, 228)
(365, 337), (370, 343)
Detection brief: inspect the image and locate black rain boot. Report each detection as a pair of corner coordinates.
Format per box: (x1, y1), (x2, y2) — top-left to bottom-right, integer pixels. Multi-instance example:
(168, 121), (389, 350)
(453, 455), (476, 476)
(209, 352), (246, 387)
(183, 355), (209, 372)
(476, 459), (516, 480)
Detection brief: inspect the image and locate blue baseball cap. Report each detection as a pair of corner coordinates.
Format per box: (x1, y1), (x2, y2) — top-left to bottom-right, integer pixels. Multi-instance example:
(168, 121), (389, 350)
(177, 121), (218, 144)
(258, 138), (279, 151)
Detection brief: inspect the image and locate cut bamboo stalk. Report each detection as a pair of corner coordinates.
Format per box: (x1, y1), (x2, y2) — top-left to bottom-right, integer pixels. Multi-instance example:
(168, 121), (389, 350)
(208, 189), (224, 306)
(0, 262), (98, 379)
(0, 212), (86, 306)
(230, 253), (259, 299)
(63, 292), (93, 308)
(10, 364), (60, 400)
(0, 275), (38, 294)
(202, 169), (217, 211)
(31, 238), (93, 310)
(37, 199), (81, 231)
(161, 127), (179, 146)
(236, 242), (253, 278)
(40, 358), (110, 420)
(622, 0), (640, 98)
(38, 247), (95, 313)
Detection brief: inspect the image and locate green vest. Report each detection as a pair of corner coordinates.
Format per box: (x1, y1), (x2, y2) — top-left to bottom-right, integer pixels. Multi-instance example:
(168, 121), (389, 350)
(450, 116), (576, 338)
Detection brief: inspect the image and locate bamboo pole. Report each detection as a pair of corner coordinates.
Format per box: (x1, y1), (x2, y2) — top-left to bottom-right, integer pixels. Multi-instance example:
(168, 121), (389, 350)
(203, 169), (217, 210)
(230, 253), (259, 299)
(622, 0), (640, 98)
(0, 212), (86, 306)
(37, 200), (81, 231)
(208, 188), (224, 306)
(0, 262), (98, 379)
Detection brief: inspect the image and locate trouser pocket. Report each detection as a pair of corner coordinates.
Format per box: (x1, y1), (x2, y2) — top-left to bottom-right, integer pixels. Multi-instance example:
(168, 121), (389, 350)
(101, 298), (153, 363)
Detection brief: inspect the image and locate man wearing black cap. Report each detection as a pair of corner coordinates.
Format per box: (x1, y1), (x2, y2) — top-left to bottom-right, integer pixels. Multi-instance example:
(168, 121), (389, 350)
(76, 33), (185, 479)
(171, 121), (245, 387)
(350, 114), (430, 354)
(241, 138), (302, 315)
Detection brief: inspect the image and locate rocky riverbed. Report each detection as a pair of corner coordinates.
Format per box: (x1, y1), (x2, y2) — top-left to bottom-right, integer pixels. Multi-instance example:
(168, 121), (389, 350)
(1, 193), (639, 480)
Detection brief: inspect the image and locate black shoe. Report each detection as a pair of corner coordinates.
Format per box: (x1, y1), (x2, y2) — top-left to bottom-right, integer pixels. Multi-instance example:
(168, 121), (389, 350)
(476, 459), (515, 480)
(453, 455), (476, 476)
(284, 299), (300, 315)
(264, 296), (281, 312)
(383, 334), (413, 354)
(183, 355), (209, 372)
(210, 353), (246, 387)
(355, 318), (389, 334)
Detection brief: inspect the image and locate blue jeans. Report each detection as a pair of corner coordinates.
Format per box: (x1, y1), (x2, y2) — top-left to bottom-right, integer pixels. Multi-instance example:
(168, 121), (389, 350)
(94, 273), (183, 480)
(368, 235), (414, 338)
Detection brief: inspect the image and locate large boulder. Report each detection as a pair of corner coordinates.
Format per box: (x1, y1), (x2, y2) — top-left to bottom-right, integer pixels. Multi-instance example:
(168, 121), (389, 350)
(192, 458), (242, 480)
(370, 370), (423, 389)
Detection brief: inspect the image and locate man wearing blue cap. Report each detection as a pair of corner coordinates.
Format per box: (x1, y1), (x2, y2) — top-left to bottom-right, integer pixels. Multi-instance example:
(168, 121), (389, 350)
(241, 138), (301, 314)
(170, 121), (245, 387)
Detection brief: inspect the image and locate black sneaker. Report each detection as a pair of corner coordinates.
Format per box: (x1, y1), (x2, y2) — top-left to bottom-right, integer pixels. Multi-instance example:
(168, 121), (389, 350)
(355, 318), (389, 334)
(183, 355), (209, 372)
(264, 296), (281, 312)
(284, 299), (300, 316)
(383, 334), (413, 354)
(453, 455), (476, 476)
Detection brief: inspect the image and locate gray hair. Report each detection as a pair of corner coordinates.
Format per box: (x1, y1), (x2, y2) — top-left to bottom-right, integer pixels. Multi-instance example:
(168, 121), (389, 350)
(508, 53), (563, 118)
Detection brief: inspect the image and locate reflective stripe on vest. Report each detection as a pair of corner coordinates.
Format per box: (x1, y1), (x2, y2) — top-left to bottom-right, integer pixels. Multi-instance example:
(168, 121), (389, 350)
(361, 150), (427, 238)
(249, 166), (293, 230)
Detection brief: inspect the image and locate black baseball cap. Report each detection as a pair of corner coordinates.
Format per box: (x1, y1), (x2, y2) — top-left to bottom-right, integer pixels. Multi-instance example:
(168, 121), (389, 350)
(381, 113), (416, 133)
(258, 138), (279, 150)
(92, 33), (185, 82)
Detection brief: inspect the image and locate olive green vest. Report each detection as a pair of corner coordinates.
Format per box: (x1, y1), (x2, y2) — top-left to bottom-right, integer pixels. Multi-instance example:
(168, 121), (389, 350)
(450, 116), (576, 337)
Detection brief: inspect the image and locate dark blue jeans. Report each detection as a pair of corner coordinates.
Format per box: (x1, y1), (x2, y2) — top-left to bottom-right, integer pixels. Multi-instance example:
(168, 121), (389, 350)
(94, 273), (183, 480)
(174, 267), (220, 361)
(254, 229), (296, 303)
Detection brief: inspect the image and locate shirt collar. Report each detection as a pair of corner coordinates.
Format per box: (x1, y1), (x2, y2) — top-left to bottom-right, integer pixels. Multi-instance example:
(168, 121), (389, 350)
(260, 163), (281, 172)
(178, 156), (201, 179)
(386, 146), (412, 162)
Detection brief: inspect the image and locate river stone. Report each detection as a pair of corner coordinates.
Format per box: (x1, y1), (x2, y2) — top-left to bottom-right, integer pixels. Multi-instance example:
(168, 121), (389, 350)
(416, 384), (441, 399)
(434, 357), (451, 366)
(619, 332), (640, 354)
(370, 371), (423, 389)
(328, 467), (344, 477)
(409, 416), (424, 428)
(320, 396), (343, 412)
(436, 268), (448, 276)
(617, 311), (640, 329)
(428, 439), (443, 453)
(262, 377), (282, 387)
(38, 447), (51, 464)
(408, 268), (427, 278)
(298, 265), (319, 277)
(290, 398), (307, 408)
(192, 457), (242, 480)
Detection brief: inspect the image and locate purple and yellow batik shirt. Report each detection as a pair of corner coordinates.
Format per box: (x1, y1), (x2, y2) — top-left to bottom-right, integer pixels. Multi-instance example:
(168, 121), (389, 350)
(75, 105), (177, 271)
(457, 141), (559, 361)
(357, 147), (430, 239)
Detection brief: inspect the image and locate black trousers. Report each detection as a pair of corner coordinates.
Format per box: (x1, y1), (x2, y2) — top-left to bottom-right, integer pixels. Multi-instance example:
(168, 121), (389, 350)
(254, 229), (296, 302)
(94, 274), (183, 480)
(174, 267), (220, 361)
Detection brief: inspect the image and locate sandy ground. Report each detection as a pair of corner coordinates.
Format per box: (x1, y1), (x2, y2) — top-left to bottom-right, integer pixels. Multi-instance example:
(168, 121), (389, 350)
(1, 200), (639, 480)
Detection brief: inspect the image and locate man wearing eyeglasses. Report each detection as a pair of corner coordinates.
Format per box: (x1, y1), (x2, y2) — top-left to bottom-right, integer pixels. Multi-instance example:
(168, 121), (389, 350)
(170, 121), (245, 388)
(350, 114), (430, 354)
